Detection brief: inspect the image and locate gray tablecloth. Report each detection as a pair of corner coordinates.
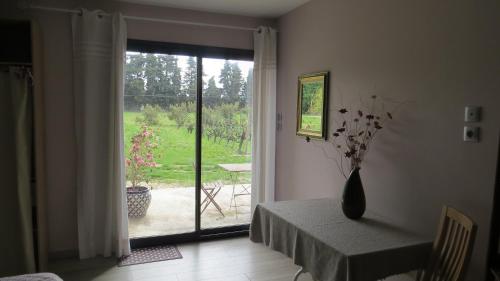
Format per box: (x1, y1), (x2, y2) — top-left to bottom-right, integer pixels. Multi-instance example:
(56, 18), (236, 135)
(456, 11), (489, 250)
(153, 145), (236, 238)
(250, 199), (432, 281)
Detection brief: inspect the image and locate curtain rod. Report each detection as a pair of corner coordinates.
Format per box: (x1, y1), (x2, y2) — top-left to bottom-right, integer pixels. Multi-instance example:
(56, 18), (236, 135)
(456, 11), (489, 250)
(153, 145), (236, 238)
(28, 5), (260, 32)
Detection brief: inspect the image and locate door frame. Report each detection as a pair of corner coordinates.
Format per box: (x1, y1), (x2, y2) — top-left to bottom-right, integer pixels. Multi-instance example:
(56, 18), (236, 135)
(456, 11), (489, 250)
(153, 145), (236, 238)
(127, 39), (253, 248)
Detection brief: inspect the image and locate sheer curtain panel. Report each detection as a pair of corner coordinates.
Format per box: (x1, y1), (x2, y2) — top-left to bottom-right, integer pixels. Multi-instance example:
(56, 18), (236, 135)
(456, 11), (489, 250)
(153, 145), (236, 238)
(72, 9), (130, 259)
(251, 27), (277, 212)
(0, 67), (36, 276)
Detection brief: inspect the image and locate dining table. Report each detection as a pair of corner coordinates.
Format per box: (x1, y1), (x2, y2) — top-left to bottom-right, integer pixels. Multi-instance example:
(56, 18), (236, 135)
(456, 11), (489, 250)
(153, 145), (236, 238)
(250, 198), (433, 281)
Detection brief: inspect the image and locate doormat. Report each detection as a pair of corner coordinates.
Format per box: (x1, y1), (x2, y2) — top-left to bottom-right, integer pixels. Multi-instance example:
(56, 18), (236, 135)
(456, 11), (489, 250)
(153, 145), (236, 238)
(118, 245), (182, 266)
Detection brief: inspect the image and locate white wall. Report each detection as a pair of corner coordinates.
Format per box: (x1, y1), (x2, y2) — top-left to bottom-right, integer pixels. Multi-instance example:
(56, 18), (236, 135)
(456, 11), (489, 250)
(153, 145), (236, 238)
(276, 0), (500, 280)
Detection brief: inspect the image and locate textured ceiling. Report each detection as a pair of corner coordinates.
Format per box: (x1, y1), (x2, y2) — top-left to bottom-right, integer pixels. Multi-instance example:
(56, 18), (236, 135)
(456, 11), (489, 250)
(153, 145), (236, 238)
(118, 0), (310, 18)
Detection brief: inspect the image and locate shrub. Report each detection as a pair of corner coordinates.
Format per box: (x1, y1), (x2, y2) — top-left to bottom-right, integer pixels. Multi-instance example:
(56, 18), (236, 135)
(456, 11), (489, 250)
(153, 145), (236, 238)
(167, 104), (188, 128)
(136, 104), (163, 126)
(185, 114), (195, 134)
(165, 101), (251, 154)
(167, 102), (195, 128)
(125, 126), (159, 188)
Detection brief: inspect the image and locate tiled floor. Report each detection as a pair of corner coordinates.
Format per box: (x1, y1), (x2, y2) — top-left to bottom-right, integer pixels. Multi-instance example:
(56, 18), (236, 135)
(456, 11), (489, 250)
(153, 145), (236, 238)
(49, 237), (314, 281)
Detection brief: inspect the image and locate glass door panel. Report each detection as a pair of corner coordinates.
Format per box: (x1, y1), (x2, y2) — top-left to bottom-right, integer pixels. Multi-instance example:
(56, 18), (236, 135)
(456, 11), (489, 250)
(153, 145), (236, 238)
(125, 51), (197, 238)
(200, 58), (254, 229)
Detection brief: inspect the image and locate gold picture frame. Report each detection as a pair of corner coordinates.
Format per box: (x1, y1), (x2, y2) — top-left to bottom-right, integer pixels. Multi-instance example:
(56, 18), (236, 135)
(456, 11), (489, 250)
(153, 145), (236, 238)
(296, 71), (329, 140)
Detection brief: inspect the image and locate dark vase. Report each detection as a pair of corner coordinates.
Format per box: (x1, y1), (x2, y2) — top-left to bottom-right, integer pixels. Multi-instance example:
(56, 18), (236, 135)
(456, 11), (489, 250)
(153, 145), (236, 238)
(341, 167), (366, 219)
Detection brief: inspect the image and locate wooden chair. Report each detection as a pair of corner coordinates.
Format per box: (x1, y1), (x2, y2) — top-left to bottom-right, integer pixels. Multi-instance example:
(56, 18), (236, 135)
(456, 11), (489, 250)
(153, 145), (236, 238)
(491, 268), (500, 281)
(417, 206), (477, 281)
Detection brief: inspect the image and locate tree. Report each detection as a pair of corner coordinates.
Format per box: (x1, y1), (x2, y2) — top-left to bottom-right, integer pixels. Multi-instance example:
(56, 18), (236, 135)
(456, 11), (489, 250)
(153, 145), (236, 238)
(241, 68), (253, 107)
(183, 57), (197, 103)
(143, 54), (163, 96)
(219, 61), (243, 105)
(219, 61), (231, 100)
(172, 59), (183, 104)
(125, 53), (183, 109)
(309, 88), (323, 115)
(139, 54), (183, 108)
(301, 82), (322, 114)
(160, 55), (182, 106)
(240, 80), (247, 107)
(243, 68), (253, 152)
(141, 54), (164, 107)
(125, 54), (146, 110)
(204, 76), (221, 107)
(167, 103), (188, 128)
(229, 64), (243, 104)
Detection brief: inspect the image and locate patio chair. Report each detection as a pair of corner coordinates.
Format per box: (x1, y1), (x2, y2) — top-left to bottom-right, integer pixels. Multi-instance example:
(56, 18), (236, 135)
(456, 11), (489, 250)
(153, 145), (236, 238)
(192, 162), (224, 217)
(200, 181), (224, 217)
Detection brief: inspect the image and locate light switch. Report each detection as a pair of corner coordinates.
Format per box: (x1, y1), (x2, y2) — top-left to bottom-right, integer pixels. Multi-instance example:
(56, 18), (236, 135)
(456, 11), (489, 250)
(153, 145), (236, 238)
(276, 112), (283, 131)
(465, 106), (481, 122)
(463, 126), (480, 142)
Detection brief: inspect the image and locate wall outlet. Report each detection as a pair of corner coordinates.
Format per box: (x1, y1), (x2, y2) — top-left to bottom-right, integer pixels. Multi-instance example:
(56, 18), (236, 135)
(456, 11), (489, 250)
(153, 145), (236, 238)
(463, 126), (480, 142)
(465, 106), (481, 122)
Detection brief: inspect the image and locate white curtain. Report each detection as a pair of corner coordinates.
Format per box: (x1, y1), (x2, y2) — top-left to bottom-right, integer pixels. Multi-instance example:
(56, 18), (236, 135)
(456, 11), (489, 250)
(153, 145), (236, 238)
(72, 10), (130, 259)
(251, 27), (277, 212)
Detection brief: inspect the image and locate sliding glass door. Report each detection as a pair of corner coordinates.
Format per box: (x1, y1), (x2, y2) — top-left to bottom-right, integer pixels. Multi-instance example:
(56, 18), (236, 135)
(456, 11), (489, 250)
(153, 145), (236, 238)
(125, 52), (197, 238)
(201, 58), (253, 229)
(123, 40), (253, 245)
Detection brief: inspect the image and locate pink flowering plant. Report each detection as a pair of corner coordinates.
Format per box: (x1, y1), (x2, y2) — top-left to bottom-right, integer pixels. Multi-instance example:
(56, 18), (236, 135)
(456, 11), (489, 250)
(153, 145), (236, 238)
(126, 125), (159, 189)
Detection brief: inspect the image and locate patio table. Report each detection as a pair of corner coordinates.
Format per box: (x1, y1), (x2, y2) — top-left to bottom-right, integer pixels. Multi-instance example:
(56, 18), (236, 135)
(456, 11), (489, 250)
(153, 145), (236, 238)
(250, 198), (432, 281)
(218, 163), (251, 216)
(217, 163), (252, 173)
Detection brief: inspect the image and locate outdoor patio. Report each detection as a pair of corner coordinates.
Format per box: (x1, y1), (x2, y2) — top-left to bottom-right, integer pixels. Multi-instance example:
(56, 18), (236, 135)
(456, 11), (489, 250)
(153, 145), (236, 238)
(128, 184), (251, 238)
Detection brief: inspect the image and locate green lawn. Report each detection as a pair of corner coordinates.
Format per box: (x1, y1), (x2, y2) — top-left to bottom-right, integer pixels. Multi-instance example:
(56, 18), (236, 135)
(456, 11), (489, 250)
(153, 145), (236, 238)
(124, 112), (251, 187)
(301, 114), (322, 131)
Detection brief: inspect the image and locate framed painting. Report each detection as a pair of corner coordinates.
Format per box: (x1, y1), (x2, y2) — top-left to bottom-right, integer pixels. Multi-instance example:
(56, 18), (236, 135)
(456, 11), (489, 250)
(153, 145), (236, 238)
(296, 71), (329, 139)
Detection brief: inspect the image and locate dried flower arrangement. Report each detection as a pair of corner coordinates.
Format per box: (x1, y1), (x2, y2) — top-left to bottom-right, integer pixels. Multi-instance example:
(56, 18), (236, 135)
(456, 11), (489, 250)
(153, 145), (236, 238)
(329, 95), (395, 178)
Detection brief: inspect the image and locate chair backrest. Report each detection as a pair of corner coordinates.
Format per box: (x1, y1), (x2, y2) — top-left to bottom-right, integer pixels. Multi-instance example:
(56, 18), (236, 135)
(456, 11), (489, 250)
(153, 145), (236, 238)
(192, 161), (223, 190)
(418, 206), (477, 281)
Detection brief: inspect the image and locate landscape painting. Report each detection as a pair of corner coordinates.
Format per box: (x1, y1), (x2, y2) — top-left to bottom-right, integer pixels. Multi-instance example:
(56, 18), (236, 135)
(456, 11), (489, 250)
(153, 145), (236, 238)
(296, 71), (329, 139)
